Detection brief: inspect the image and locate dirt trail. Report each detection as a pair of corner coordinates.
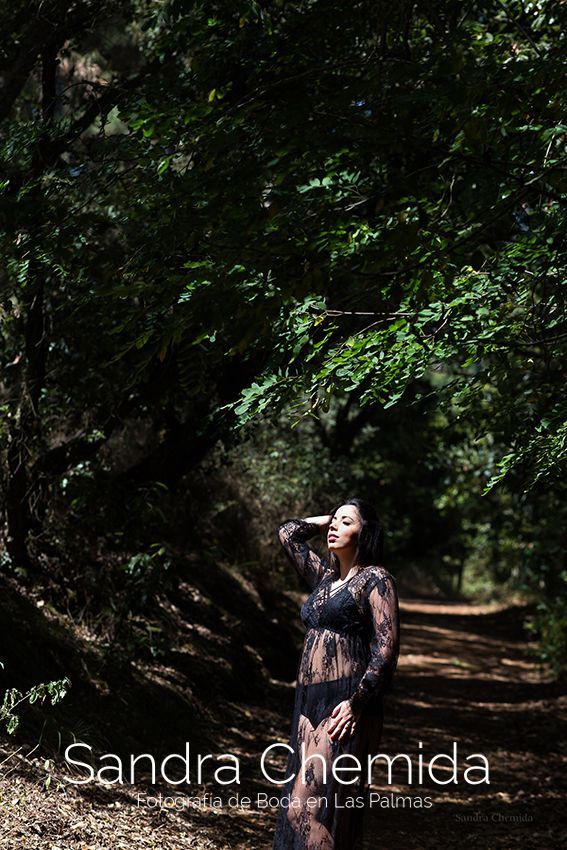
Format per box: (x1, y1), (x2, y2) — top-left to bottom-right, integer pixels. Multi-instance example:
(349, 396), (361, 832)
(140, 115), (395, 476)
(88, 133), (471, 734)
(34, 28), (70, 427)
(1, 598), (565, 849)
(359, 599), (566, 850)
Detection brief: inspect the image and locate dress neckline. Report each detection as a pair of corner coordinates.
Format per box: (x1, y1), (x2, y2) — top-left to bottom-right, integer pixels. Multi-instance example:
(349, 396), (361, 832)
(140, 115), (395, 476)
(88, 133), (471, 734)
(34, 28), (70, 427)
(326, 570), (361, 598)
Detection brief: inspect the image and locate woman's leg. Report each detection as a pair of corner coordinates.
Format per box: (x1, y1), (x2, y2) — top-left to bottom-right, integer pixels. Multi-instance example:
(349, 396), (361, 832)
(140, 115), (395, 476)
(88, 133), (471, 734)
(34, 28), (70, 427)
(286, 712), (336, 850)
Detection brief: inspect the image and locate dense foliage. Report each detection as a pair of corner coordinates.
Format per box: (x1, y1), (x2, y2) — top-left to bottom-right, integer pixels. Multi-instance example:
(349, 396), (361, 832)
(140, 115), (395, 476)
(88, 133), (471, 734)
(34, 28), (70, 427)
(0, 1), (565, 672)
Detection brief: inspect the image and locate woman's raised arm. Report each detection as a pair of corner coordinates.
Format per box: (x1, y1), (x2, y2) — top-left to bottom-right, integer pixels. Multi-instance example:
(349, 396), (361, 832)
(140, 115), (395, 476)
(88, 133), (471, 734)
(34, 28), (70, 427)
(277, 515), (331, 591)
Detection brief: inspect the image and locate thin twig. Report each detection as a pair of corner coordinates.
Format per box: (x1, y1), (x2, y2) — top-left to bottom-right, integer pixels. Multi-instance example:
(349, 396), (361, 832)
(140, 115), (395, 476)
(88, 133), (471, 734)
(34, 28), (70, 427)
(0, 746), (23, 769)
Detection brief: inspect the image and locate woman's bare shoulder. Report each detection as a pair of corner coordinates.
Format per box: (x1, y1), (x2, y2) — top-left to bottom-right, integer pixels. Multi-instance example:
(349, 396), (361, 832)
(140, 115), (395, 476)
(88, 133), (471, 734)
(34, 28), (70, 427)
(362, 564), (395, 578)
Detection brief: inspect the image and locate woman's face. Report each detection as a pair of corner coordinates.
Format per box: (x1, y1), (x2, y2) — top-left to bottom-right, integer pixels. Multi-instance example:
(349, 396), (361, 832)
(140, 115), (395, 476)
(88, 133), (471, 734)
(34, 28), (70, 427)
(327, 504), (362, 553)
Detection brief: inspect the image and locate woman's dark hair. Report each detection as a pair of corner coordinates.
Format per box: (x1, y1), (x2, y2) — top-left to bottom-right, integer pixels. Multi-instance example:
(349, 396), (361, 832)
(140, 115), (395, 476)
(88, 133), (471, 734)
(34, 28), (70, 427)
(328, 497), (384, 572)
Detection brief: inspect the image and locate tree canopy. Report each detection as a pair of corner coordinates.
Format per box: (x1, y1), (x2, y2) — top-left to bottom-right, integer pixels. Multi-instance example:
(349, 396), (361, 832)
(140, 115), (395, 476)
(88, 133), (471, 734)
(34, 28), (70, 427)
(0, 0), (566, 669)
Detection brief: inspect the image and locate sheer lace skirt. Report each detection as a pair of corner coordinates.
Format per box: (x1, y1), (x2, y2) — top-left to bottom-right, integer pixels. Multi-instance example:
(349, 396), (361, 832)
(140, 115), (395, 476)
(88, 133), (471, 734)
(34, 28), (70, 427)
(272, 628), (383, 850)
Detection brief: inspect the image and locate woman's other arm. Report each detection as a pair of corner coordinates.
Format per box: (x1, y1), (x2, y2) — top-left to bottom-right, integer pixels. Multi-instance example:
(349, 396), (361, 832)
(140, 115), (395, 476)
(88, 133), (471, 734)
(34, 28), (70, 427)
(348, 571), (400, 716)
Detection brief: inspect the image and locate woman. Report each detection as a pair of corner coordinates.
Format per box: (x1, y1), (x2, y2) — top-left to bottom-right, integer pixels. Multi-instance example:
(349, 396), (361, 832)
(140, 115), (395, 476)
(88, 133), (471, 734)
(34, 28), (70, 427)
(271, 498), (400, 850)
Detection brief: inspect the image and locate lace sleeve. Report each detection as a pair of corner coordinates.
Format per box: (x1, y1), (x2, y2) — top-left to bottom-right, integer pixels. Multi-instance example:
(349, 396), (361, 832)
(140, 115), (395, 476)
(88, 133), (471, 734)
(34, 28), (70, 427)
(277, 518), (329, 591)
(348, 571), (400, 716)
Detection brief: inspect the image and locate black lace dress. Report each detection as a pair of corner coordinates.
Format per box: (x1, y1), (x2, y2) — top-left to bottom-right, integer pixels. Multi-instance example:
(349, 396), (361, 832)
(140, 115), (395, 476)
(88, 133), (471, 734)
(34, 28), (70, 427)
(271, 519), (400, 850)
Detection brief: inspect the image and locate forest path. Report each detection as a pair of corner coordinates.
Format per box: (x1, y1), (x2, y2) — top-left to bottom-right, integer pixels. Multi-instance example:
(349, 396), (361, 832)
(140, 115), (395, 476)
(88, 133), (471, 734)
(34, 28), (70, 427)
(358, 598), (566, 850)
(0, 598), (565, 849)
(248, 598), (566, 850)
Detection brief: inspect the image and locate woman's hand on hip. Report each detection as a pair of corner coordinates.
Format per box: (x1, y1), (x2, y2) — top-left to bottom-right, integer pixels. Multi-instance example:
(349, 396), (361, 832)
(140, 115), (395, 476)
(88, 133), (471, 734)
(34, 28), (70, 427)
(327, 700), (358, 742)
